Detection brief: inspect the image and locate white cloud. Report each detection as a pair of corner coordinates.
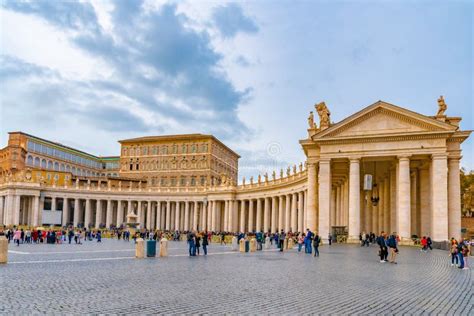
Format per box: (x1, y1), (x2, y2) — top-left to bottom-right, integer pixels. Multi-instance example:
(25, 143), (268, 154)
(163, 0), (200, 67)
(0, 8), (110, 80)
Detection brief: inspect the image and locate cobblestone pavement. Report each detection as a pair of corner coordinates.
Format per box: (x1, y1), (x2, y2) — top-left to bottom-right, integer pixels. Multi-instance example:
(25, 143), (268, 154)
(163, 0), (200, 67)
(2, 240), (473, 314)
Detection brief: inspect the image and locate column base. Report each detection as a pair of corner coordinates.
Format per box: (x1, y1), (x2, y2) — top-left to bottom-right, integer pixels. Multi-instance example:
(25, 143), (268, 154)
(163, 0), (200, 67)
(346, 237), (360, 244)
(398, 237), (414, 246)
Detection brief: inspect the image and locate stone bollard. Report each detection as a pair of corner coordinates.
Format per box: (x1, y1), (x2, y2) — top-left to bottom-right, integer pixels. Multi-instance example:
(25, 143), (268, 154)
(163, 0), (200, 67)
(231, 236), (238, 251)
(250, 238), (257, 252)
(288, 238), (294, 250)
(159, 238), (168, 257)
(135, 238), (145, 259)
(265, 236), (270, 249)
(239, 239), (245, 252)
(0, 236), (7, 264)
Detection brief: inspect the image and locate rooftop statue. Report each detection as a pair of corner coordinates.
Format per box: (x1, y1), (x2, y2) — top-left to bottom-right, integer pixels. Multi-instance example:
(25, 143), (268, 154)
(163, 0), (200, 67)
(437, 95), (447, 116)
(316, 101), (331, 130)
(308, 111), (317, 129)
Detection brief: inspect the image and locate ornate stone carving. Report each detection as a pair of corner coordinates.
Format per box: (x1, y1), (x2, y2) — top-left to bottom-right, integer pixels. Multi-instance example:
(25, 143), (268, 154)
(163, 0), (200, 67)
(280, 169), (284, 178)
(437, 95), (447, 116)
(264, 173), (268, 182)
(308, 111), (316, 129)
(272, 170), (276, 180)
(286, 166), (291, 177)
(299, 162), (303, 172)
(316, 101), (331, 130)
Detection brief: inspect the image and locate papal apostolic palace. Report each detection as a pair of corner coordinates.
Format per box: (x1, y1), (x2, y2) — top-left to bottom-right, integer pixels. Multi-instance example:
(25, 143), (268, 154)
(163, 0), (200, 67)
(0, 98), (470, 243)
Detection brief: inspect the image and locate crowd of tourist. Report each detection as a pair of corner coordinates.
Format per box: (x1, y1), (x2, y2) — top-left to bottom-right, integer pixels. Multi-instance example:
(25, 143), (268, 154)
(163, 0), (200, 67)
(0, 225), (471, 268)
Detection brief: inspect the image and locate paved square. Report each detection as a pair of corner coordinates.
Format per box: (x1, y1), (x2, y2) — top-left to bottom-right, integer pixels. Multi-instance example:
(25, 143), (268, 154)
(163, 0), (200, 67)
(2, 240), (473, 314)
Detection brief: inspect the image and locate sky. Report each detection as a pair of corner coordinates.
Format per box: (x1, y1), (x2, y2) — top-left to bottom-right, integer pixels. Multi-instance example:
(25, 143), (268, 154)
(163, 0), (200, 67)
(0, 0), (473, 181)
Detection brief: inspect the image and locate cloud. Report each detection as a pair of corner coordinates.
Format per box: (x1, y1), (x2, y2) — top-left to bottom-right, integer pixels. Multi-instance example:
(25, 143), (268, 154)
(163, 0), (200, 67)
(0, 1), (252, 147)
(212, 3), (258, 38)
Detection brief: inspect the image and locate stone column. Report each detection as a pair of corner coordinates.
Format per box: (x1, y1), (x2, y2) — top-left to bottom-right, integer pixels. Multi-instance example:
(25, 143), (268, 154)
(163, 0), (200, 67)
(378, 181), (384, 233)
(390, 166), (397, 233)
(298, 192), (304, 232)
(272, 196), (278, 233)
(343, 180), (349, 226)
(73, 197), (80, 227)
(348, 158), (360, 242)
(208, 201), (214, 231)
(285, 194), (291, 232)
(84, 199), (91, 228)
(95, 200), (102, 229)
(183, 201), (189, 231)
(291, 193), (297, 232)
(51, 196), (56, 213)
(248, 199), (254, 232)
(431, 154), (448, 241)
(116, 200), (123, 228)
(319, 158), (331, 241)
(145, 201), (152, 230)
(155, 201), (161, 230)
(175, 202), (181, 231)
(0, 196), (3, 226)
(397, 155), (411, 242)
(138, 201), (145, 228)
(307, 162), (318, 231)
(227, 200), (233, 232)
(62, 198), (69, 226)
(166, 201), (171, 230)
(106, 199), (113, 229)
(330, 189), (336, 228)
(336, 185), (341, 226)
(223, 200), (228, 231)
(32, 196), (40, 227)
(277, 196), (283, 232)
(448, 158), (461, 240)
(256, 198), (262, 232)
(201, 201), (207, 231)
(383, 177), (390, 233)
(193, 201), (199, 231)
(410, 170), (418, 237)
(240, 200), (246, 232)
(263, 197), (270, 233)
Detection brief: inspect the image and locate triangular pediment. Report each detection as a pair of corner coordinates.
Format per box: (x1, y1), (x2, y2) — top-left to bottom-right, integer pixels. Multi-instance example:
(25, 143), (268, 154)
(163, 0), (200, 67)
(313, 101), (456, 139)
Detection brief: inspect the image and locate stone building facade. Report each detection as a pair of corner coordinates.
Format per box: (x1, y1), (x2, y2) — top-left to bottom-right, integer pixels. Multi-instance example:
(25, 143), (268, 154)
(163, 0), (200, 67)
(0, 98), (470, 242)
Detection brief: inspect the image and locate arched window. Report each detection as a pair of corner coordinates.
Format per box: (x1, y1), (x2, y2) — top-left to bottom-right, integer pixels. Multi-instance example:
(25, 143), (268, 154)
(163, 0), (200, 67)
(66, 165), (71, 173)
(60, 164), (65, 172)
(27, 155), (33, 166)
(47, 160), (53, 170)
(72, 166), (76, 175)
(54, 162), (59, 171)
(34, 157), (40, 167)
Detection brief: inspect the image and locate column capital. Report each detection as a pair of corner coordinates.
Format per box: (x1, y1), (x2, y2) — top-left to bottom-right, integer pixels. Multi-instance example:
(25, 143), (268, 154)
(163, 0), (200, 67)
(431, 153), (448, 160)
(319, 158), (331, 164)
(397, 154), (411, 160)
(448, 156), (462, 163)
(349, 156), (361, 163)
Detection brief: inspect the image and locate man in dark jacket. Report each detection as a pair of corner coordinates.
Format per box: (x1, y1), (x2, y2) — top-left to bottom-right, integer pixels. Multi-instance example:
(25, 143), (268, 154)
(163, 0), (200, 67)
(376, 232), (388, 262)
(313, 234), (321, 257)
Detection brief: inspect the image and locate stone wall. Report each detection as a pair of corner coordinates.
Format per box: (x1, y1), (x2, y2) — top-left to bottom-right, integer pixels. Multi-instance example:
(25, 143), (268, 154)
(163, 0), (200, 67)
(461, 217), (474, 239)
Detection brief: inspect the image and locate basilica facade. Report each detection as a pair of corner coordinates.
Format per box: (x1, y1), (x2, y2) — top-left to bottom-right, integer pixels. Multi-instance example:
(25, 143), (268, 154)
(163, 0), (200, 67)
(0, 98), (470, 242)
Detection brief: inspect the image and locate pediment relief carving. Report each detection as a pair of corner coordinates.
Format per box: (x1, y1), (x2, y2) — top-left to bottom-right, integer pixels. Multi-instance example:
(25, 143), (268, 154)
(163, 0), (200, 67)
(314, 102), (455, 139)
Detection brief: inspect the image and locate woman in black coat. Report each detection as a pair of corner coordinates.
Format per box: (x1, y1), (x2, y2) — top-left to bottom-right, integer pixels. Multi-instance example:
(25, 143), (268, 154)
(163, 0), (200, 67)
(201, 232), (209, 255)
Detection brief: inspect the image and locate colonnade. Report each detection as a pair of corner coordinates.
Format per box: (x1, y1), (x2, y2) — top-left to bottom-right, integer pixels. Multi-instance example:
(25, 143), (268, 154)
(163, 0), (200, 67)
(0, 190), (307, 234)
(308, 154), (462, 242)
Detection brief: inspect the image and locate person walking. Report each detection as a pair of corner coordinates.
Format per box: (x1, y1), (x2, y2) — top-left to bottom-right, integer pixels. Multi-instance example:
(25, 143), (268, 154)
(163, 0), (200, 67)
(279, 230), (286, 252)
(427, 236), (433, 251)
(328, 233), (332, 246)
(313, 233), (320, 257)
(377, 232), (388, 263)
(450, 239), (459, 266)
(305, 229), (313, 254)
(420, 236), (428, 252)
(298, 233), (304, 252)
(387, 233), (398, 264)
(13, 229), (21, 246)
(195, 233), (201, 256)
(457, 239), (465, 269)
(256, 231), (263, 251)
(202, 231), (209, 255)
(188, 231), (196, 256)
(461, 244), (470, 269)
